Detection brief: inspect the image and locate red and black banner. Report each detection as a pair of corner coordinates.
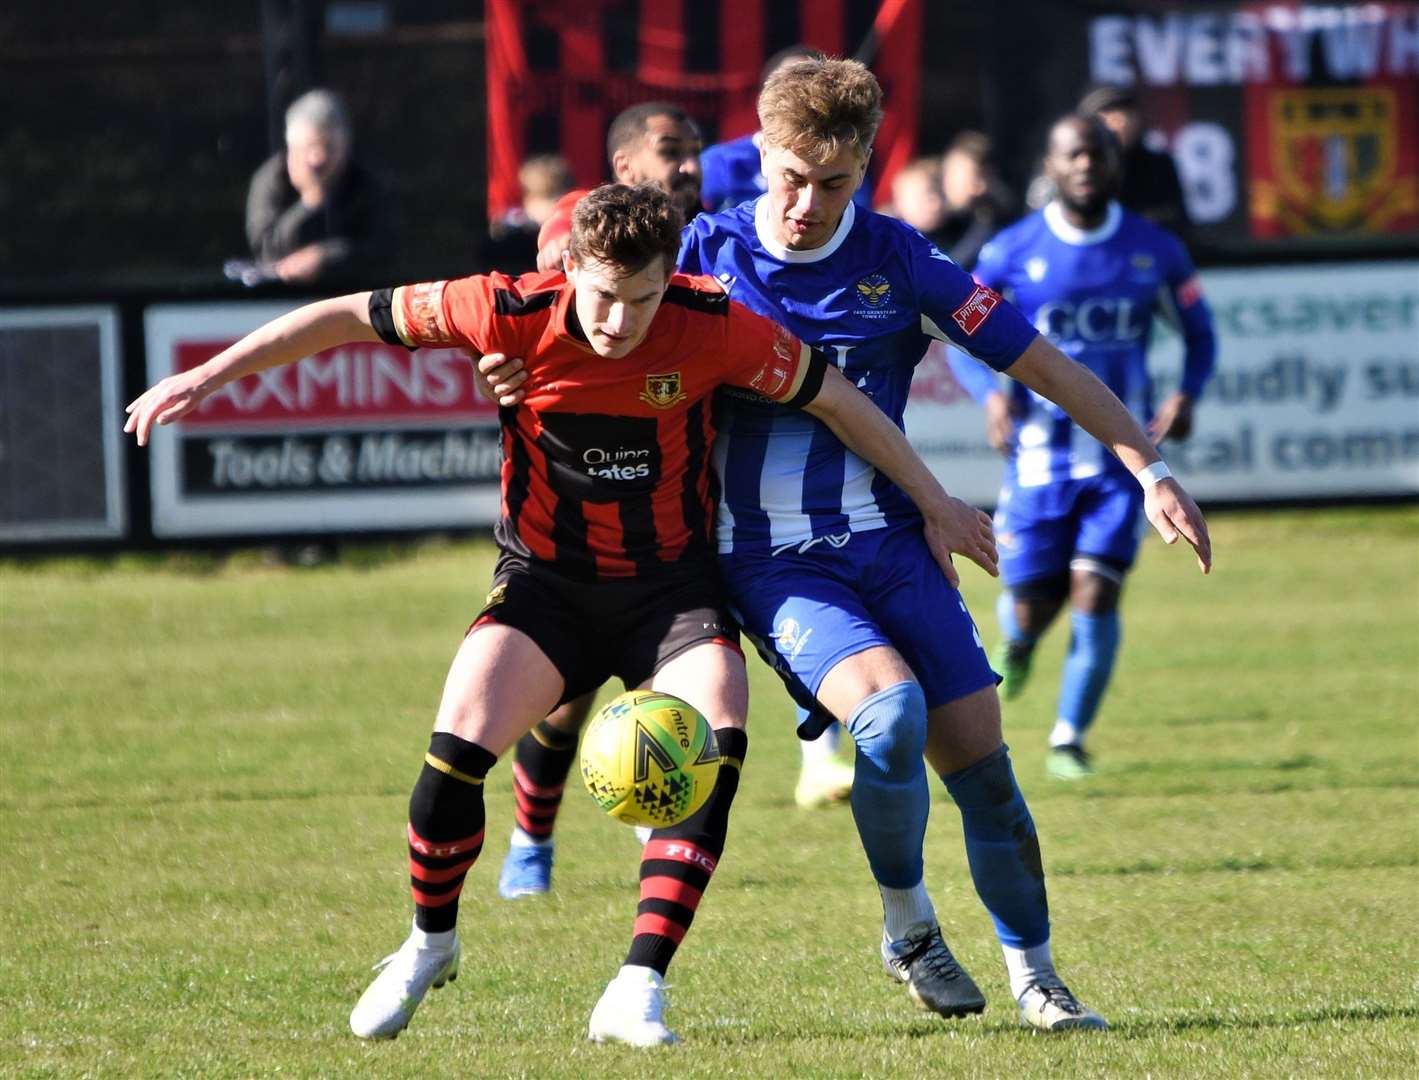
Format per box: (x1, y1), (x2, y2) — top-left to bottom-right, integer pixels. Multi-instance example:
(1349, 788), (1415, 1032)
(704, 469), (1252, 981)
(1085, 2), (1419, 251)
(485, 0), (922, 217)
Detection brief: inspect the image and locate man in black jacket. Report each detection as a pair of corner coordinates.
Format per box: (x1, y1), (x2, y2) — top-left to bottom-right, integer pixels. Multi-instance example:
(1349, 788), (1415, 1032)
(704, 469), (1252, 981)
(1078, 84), (1191, 241)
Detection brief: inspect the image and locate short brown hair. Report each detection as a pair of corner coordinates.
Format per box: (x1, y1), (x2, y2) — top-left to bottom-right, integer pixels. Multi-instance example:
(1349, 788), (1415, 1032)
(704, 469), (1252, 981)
(757, 56), (882, 163)
(568, 183), (683, 277)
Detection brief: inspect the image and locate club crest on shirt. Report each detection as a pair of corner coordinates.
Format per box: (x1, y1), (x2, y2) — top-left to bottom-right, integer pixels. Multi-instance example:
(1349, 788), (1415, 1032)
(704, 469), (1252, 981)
(1129, 251), (1159, 285)
(639, 372), (687, 409)
(854, 274), (897, 320)
(1026, 257), (1048, 282)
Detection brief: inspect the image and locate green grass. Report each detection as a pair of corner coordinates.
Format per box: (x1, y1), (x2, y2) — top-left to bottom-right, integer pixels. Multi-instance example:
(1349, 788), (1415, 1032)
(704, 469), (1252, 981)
(3, 507), (1417, 1078)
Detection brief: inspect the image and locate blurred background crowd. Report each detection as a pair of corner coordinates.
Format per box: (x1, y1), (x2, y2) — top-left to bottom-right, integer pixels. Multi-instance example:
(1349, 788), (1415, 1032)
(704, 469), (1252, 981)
(5, 0), (1415, 296)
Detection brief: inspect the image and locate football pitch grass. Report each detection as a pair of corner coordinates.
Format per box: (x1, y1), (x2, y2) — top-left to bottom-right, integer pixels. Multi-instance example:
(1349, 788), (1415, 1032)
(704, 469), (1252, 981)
(3, 507), (1416, 1078)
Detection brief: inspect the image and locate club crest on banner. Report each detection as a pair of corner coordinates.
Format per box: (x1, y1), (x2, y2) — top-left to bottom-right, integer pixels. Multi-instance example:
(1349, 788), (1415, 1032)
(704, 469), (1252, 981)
(1253, 87), (1419, 235)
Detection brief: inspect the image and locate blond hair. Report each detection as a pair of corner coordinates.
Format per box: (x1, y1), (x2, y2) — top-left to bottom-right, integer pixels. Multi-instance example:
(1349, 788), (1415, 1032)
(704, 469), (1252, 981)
(757, 56), (882, 163)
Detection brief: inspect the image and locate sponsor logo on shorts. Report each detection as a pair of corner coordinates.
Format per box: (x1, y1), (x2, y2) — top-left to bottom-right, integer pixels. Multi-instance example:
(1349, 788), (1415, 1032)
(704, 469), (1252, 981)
(952, 284), (1002, 336)
(639, 372), (687, 409)
(775, 617), (813, 661)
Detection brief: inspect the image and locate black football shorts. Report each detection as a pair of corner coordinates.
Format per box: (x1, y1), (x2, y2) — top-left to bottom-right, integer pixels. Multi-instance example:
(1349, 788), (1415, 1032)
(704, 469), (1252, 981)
(469, 553), (742, 705)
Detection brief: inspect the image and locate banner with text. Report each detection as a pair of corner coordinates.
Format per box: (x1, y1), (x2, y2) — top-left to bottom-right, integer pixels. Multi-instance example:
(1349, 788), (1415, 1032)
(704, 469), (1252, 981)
(144, 303), (502, 538)
(1087, 2), (1419, 254)
(905, 260), (1419, 505)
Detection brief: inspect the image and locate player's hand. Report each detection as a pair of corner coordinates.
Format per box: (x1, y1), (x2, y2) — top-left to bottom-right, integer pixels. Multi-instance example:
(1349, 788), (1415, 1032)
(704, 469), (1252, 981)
(984, 391), (1016, 455)
(1148, 392), (1194, 444)
(921, 496), (999, 589)
(1144, 477), (1211, 574)
(124, 366), (214, 446)
(273, 244), (325, 284)
(536, 239), (570, 273)
(475, 353), (528, 406)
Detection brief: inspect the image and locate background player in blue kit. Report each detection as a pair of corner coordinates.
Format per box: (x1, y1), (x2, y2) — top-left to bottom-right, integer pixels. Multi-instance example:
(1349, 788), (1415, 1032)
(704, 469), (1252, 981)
(950, 113), (1217, 781)
(677, 57), (1211, 1032)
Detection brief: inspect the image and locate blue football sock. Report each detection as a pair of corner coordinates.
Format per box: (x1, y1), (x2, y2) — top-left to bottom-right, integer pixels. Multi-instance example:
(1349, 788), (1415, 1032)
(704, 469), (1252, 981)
(1056, 609), (1121, 745)
(996, 590), (1037, 646)
(941, 745), (1049, 949)
(844, 682), (930, 890)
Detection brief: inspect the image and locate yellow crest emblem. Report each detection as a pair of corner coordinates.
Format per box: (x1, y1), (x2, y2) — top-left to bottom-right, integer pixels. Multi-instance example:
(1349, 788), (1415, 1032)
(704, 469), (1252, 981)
(856, 275), (893, 307)
(639, 372), (687, 410)
(484, 583), (507, 608)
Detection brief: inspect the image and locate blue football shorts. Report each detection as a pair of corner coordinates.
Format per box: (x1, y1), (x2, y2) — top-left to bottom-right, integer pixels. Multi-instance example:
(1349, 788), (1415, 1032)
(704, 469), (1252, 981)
(719, 521), (998, 738)
(994, 473), (1146, 587)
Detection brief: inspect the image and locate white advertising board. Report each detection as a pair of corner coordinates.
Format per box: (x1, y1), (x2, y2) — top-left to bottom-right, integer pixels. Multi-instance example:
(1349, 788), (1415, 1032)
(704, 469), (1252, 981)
(905, 260), (1419, 505)
(144, 302), (503, 538)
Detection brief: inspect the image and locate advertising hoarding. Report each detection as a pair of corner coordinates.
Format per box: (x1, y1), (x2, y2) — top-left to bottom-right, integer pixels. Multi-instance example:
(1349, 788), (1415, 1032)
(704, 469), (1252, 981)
(144, 303), (503, 538)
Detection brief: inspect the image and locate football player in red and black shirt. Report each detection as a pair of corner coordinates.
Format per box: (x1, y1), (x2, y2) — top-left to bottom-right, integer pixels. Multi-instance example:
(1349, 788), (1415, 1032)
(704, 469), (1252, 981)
(125, 182), (995, 1047)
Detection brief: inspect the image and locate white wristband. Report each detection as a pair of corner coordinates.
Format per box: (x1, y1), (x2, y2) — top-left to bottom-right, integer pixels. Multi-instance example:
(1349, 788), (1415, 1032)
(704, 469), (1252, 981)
(1135, 461), (1172, 488)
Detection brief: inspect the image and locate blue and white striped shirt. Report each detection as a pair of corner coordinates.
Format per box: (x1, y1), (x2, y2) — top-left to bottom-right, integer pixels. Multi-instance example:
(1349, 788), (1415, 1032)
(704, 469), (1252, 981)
(679, 197), (1038, 555)
(957, 201), (1216, 488)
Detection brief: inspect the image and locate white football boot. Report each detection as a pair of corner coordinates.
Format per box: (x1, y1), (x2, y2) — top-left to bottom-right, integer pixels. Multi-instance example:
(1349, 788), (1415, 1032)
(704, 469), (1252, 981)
(794, 758), (855, 808)
(1017, 981), (1109, 1031)
(587, 965), (679, 1046)
(349, 925), (461, 1039)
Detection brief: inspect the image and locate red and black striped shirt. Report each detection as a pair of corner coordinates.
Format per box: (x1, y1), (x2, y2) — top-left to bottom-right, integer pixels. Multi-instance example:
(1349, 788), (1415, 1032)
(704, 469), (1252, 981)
(371, 269), (823, 581)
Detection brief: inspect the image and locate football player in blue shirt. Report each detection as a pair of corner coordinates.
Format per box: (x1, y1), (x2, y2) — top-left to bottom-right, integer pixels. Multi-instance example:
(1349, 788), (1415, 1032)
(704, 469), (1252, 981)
(677, 57), (1209, 1033)
(949, 113), (1216, 781)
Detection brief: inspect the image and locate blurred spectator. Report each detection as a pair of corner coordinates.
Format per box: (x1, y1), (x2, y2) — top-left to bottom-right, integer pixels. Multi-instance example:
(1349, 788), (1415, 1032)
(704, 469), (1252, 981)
(700, 46), (873, 212)
(937, 131), (1011, 271)
(244, 89), (378, 284)
(518, 155), (576, 229)
(884, 157), (950, 246)
(490, 155), (575, 240)
(484, 155), (576, 271)
(1078, 84), (1191, 239)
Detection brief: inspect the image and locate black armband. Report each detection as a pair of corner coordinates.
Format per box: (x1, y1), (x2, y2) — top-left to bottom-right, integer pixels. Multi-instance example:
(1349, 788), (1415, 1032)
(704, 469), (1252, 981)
(368, 287), (411, 349)
(783, 348), (828, 409)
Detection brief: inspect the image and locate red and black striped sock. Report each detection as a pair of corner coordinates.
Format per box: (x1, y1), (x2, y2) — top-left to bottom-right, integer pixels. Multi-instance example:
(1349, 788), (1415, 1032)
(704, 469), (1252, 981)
(407, 732), (498, 933)
(624, 727), (747, 975)
(511, 720), (579, 841)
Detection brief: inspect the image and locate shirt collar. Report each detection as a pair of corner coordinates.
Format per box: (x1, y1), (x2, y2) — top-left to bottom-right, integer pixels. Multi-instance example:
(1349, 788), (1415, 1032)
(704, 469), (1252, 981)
(754, 195), (856, 263)
(1043, 199), (1122, 245)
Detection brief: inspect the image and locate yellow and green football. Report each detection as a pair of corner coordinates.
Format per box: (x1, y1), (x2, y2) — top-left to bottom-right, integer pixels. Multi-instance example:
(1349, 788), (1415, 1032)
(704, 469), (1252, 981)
(580, 690), (720, 828)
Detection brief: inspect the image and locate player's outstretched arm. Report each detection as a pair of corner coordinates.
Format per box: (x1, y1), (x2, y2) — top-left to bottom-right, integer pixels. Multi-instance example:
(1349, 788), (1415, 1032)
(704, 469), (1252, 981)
(802, 365), (997, 588)
(125, 293), (379, 445)
(1007, 336), (1212, 574)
